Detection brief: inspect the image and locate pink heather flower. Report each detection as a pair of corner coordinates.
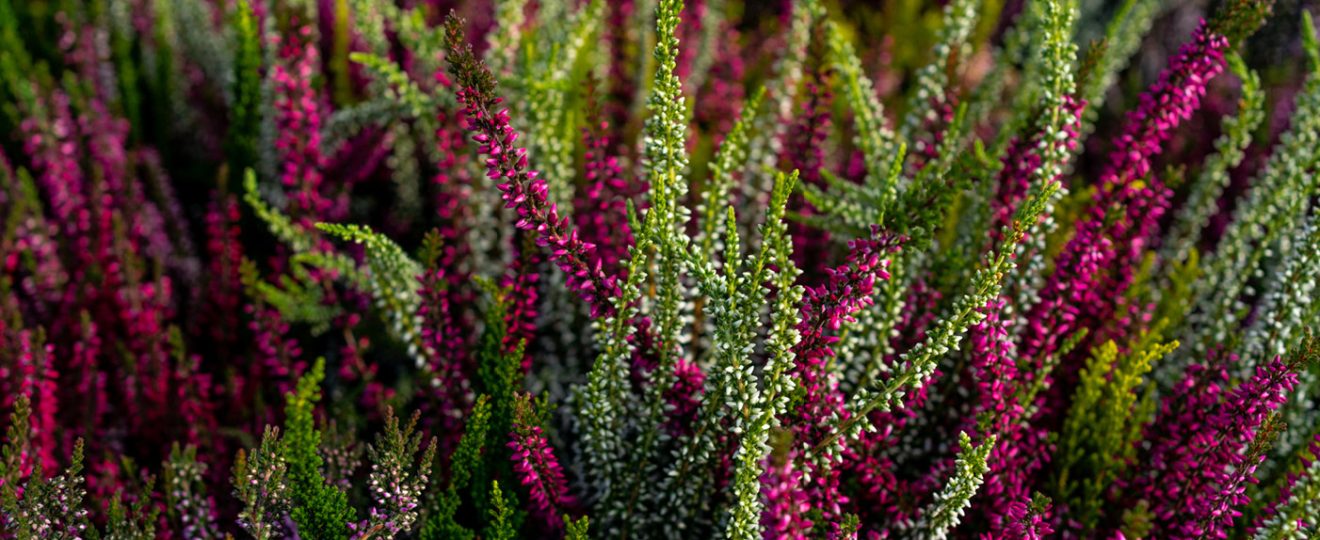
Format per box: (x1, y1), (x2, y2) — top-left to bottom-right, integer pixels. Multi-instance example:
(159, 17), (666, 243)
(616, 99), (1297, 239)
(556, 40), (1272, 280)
(761, 450), (814, 540)
(509, 395), (576, 529)
(664, 358), (705, 437)
(14, 330), (59, 474)
(1021, 22), (1228, 412)
(962, 298), (1054, 535)
(21, 88), (88, 230)
(576, 116), (636, 277)
(201, 195), (245, 353)
(67, 317), (107, 447)
(676, 0), (705, 91)
(503, 237), (542, 371)
(604, 0), (638, 137)
(418, 249), (474, 453)
(1002, 497), (1055, 540)
(694, 23), (746, 140)
(430, 70), (476, 268)
(452, 78), (621, 318)
(271, 23), (331, 226)
(174, 353), (218, 449)
(246, 300), (305, 401)
(969, 299), (1018, 426)
(779, 227), (901, 529)
(1129, 355), (1297, 539)
(785, 76), (834, 282)
(989, 95), (1084, 244)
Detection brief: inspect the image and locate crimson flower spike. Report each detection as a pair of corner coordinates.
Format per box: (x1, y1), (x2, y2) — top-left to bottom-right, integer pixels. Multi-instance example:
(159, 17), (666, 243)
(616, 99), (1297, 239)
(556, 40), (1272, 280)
(443, 12), (622, 318)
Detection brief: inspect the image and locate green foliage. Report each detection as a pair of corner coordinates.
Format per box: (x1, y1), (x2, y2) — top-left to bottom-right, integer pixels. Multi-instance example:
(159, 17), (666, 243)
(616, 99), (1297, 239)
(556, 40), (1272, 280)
(523, 0), (603, 211)
(1054, 336), (1177, 531)
(484, 0), (531, 82)
(458, 282), (523, 530)
(244, 169), (314, 253)
(421, 395), (491, 540)
(741, 0), (818, 211)
(0, 394), (30, 507)
(899, 0), (979, 144)
(825, 15), (901, 201)
(486, 481), (517, 540)
(103, 473), (160, 540)
(282, 359), (356, 539)
(840, 168), (1062, 446)
(349, 52), (443, 119)
(226, 0), (264, 182)
(1172, 47), (1320, 382)
(564, 515), (590, 540)
(1078, 0), (1161, 133)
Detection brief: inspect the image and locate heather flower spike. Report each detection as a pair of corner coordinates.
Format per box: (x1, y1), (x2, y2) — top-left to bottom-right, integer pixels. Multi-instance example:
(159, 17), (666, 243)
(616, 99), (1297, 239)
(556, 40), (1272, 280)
(2, 0), (1319, 537)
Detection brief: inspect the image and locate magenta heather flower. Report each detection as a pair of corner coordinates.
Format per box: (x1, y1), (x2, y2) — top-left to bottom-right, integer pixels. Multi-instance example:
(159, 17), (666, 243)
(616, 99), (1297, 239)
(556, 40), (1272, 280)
(246, 300), (305, 402)
(446, 22), (622, 318)
(509, 394), (576, 530)
(761, 451), (813, 540)
(963, 298), (1051, 535)
(13, 330), (59, 474)
(200, 195), (245, 354)
(664, 358), (705, 437)
(502, 238), (542, 371)
(778, 227), (901, 529)
(784, 76), (835, 282)
(989, 95), (1084, 243)
(271, 23), (331, 226)
(418, 233), (474, 452)
(575, 114), (636, 277)
(1129, 354), (1298, 539)
(21, 89), (87, 231)
(1002, 496), (1055, 540)
(604, 0), (638, 136)
(694, 23), (747, 140)
(1021, 21), (1229, 411)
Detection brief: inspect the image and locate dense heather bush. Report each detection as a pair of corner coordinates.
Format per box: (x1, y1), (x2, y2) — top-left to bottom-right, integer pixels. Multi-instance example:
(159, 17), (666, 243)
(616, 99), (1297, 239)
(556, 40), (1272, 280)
(3, 0), (1320, 537)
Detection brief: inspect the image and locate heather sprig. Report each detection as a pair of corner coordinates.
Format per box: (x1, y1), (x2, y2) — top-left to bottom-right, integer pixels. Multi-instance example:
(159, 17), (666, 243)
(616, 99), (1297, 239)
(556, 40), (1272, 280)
(281, 359), (356, 539)
(0, 438), (91, 539)
(163, 443), (220, 539)
(234, 427), (291, 540)
(824, 17), (900, 208)
(421, 395), (491, 540)
(358, 409), (437, 539)
(841, 162), (1062, 446)
(920, 432), (995, 540)
(1053, 335), (1176, 531)
(444, 12), (622, 318)
(508, 393), (575, 529)
(1254, 434), (1320, 538)
(318, 222), (429, 367)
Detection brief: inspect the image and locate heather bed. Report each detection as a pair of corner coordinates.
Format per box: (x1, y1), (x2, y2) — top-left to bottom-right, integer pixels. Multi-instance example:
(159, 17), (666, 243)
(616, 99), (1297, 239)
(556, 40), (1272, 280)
(1, 0), (1319, 538)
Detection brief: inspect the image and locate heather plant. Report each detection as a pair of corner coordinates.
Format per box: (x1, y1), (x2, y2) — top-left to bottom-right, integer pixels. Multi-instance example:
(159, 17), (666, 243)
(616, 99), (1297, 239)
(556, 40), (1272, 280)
(2, 0), (1320, 538)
